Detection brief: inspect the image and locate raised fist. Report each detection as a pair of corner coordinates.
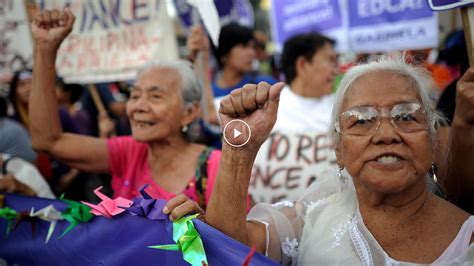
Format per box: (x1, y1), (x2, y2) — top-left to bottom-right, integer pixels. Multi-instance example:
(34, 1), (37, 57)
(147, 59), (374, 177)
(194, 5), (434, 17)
(454, 68), (474, 126)
(31, 9), (75, 49)
(187, 26), (210, 62)
(219, 81), (285, 152)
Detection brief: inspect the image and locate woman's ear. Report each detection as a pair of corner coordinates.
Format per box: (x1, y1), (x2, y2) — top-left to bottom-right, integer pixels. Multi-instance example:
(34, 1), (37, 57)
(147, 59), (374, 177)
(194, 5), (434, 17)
(295, 56), (307, 76)
(181, 102), (201, 127)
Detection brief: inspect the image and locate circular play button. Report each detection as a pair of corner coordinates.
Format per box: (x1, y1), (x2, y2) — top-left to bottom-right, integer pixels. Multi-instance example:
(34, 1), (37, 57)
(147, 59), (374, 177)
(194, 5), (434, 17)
(223, 119), (252, 148)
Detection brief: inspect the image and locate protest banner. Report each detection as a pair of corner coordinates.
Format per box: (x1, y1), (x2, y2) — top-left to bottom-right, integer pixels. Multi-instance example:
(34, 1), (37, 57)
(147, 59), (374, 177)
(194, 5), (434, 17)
(269, 0), (349, 52)
(39, 0), (179, 84)
(347, 0), (439, 52)
(174, 0), (254, 35)
(0, 194), (279, 265)
(249, 132), (338, 204)
(0, 0), (34, 81)
(428, 0), (474, 10)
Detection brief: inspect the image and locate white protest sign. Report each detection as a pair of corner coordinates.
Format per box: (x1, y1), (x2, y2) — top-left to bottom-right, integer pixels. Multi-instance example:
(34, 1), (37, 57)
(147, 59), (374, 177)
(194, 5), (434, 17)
(250, 132), (338, 204)
(0, 0), (34, 79)
(40, 0), (179, 83)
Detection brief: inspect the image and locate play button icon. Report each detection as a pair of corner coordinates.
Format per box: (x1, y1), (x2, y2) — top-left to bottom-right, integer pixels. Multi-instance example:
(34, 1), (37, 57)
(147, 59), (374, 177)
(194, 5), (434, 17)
(233, 129), (242, 138)
(223, 119), (252, 148)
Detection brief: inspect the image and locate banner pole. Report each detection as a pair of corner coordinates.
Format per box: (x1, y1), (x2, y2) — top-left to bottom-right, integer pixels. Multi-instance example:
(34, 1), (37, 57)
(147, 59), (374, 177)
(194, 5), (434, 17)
(461, 6), (474, 67)
(191, 7), (209, 123)
(88, 84), (107, 116)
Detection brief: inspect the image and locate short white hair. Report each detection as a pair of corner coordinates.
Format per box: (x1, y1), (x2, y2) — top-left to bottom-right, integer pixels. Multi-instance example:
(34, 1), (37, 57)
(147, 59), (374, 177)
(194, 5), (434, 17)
(330, 54), (446, 143)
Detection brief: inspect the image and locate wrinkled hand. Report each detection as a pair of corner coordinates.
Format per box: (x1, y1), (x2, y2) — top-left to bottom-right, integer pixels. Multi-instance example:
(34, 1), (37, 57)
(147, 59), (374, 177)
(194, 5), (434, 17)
(162, 194), (204, 221)
(0, 174), (36, 197)
(219, 82), (285, 152)
(31, 9), (75, 49)
(454, 68), (474, 126)
(187, 26), (209, 62)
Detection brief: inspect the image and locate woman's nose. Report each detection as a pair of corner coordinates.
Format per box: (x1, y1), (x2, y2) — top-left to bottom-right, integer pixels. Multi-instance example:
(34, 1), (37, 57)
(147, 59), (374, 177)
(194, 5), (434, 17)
(372, 118), (402, 145)
(130, 96), (150, 112)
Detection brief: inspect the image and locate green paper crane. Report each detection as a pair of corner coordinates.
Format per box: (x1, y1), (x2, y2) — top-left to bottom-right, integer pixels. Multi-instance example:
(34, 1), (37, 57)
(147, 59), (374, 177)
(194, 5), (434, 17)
(0, 207), (17, 236)
(59, 195), (94, 238)
(148, 213), (208, 266)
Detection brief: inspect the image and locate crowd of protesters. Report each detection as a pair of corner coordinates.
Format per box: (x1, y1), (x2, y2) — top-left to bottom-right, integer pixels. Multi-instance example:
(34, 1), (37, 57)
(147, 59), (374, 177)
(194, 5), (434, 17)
(0, 7), (473, 264)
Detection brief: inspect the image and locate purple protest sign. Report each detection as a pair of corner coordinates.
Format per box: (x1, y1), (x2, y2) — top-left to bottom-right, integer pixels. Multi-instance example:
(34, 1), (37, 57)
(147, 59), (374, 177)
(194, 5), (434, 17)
(348, 1), (433, 27)
(270, 0), (343, 51)
(174, 0), (254, 34)
(348, 0), (438, 52)
(428, 0), (474, 11)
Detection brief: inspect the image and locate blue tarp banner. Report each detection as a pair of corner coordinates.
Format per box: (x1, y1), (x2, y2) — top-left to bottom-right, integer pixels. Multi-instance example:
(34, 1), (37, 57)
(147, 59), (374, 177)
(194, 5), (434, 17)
(0, 194), (278, 265)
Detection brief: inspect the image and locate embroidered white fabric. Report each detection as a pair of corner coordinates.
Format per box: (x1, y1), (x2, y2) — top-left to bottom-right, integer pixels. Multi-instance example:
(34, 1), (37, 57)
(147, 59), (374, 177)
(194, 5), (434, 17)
(247, 169), (474, 265)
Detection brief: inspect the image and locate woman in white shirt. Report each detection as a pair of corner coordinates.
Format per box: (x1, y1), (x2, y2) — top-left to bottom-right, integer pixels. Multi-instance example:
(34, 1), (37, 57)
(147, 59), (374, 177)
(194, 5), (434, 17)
(205, 56), (473, 265)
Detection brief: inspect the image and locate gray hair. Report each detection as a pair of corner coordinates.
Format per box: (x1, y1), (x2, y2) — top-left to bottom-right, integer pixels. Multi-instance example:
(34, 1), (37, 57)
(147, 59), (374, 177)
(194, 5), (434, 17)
(330, 54), (446, 144)
(136, 60), (202, 141)
(137, 60), (202, 105)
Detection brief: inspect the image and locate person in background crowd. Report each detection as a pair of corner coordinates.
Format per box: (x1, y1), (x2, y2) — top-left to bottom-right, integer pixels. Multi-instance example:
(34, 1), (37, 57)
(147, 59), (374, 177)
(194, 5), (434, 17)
(206, 56), (473, 264)
(56, 79), (117, 139)
(80, 82), (128, 137)
(253, 30), (273, 76)
(9, 69), (33, 129)
(273, 32), (338, 133)
(28, 10), (235, 220)
(406, 49), (452, 91)
(55, 79), (108, 201)
(436, 30), (473, 213)
(9, 69), (78, 180)
(55, 79), (92, 135)
(211, 23), (276, 107)
(0, 153), (55, 199)
(0, 97), (37, 163)
(437, 30), (468, 82)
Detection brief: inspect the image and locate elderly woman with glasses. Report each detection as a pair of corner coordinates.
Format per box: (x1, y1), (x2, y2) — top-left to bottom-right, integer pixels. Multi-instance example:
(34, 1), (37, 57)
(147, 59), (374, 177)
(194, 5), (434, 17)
(205, 56), (473, 265)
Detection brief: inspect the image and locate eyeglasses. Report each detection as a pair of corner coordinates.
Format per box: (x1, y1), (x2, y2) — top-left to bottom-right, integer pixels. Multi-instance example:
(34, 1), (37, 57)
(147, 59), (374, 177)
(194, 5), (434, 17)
(335, 103), (429, 136)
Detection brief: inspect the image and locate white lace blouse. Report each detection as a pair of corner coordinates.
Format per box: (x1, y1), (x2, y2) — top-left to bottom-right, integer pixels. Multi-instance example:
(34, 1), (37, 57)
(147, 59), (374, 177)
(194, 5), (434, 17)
(247, 170), (474, 265)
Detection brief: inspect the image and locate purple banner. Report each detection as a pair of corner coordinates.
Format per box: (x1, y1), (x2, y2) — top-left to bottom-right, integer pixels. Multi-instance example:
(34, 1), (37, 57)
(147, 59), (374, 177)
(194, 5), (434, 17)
(0, 194), (279, 265)
(271, 0), (342, 45)
(174, 0), (254, 34)
(428, 0), (474, 10)
(348, 0), (433, 27)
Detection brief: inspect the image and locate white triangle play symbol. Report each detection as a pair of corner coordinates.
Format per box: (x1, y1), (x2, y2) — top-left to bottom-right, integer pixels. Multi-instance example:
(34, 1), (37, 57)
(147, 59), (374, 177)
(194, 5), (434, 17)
(233, 128), (242, 138)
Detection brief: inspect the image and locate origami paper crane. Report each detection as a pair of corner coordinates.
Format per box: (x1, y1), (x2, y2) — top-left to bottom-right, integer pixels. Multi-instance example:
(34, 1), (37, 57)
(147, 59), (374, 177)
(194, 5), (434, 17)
(124, 184), (167, 220)
(59, 195), (94, 238)
(0, 207), (17, 236)
(149, 213), (208, 266)
(30, 204), (64, 243)
(80, 186), (133, 218)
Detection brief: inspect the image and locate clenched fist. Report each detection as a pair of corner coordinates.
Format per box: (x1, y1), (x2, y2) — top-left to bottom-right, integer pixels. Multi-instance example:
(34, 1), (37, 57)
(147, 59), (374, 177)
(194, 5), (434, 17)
(219, 81), (285, 152)
(187, 26), (209, 62)
(31, 9), (75, 50)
